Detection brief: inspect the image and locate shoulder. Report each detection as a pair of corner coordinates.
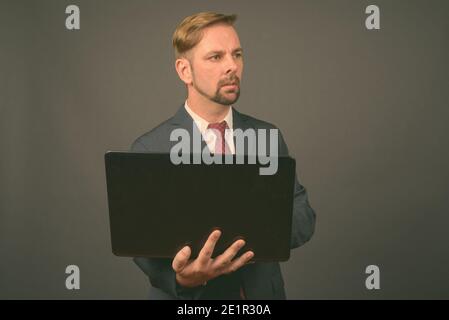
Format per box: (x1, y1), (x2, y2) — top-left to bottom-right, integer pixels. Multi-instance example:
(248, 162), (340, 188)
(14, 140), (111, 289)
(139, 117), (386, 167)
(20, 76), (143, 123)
(234, 109), (290, 155)
(130, 116), (175, 152)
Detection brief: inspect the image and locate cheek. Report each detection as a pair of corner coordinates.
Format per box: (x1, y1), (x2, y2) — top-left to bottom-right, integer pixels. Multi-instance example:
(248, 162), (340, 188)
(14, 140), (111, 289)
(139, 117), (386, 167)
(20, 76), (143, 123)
(238, 62), (244, 76)
(195, 66), (214, 82)
(200, 69), (220, 87)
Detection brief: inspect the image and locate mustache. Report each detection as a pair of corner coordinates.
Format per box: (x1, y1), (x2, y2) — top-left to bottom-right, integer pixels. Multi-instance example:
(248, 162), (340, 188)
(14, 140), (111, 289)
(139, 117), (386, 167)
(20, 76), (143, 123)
(218, 75), (240, 87)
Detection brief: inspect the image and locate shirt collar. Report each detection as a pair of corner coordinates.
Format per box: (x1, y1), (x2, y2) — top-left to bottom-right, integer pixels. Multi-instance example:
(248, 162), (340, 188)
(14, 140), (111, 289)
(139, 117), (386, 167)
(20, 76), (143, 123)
(184, 101), (233, 135)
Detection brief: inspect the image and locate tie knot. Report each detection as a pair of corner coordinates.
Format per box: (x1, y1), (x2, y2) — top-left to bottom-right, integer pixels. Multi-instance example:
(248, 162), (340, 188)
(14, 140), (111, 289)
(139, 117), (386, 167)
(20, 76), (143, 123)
(207, 121), (228, 132)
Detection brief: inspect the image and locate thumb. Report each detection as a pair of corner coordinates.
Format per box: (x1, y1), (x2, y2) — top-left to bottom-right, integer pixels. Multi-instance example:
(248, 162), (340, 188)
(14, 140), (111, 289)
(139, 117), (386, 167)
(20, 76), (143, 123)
(172, 246), (191, 273)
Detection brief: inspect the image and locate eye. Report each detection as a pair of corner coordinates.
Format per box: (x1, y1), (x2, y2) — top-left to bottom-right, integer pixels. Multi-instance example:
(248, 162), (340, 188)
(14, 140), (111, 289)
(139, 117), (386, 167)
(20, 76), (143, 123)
(210, 55), (221, 61)
(234, 52), (243, 59)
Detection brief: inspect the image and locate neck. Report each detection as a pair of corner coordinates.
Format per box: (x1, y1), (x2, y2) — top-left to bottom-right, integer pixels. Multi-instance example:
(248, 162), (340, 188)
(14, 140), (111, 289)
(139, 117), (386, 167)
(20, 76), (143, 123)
(186, 92), (230, 123)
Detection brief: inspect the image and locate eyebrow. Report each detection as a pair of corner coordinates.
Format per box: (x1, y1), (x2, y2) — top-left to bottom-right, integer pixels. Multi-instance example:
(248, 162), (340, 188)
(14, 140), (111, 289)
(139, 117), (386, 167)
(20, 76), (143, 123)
(205, 48), (244, 56)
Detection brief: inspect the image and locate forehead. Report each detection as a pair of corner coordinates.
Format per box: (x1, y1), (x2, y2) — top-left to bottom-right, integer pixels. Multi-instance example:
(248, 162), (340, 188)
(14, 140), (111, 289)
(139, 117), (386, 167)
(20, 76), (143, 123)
(195, 24), (241, 53)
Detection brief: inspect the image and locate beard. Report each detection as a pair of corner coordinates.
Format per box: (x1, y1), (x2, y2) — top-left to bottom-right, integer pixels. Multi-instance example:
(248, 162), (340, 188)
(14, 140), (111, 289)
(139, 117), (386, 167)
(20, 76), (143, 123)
(193, 73), (241, 106)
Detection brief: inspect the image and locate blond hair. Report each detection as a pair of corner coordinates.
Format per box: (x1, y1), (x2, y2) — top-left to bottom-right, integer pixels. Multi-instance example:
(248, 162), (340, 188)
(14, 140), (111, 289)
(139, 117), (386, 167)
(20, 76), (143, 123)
(172, 12), (237, 59)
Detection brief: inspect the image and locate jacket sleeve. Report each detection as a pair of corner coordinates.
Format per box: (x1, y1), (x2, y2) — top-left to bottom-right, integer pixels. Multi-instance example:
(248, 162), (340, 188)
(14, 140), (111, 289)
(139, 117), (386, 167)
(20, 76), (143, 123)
(130, 138), (205, 299)
(277, 129), (316, 248)
(133, 257), (204, 299)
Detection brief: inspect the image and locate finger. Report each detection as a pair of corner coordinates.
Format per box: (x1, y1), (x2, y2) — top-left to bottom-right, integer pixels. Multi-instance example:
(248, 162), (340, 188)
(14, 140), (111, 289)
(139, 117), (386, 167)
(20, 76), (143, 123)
(172, 246), (191, 273)
(214, 239), (246, 268)
(224, 251), (254, 274)
(198, 230), (221, 264)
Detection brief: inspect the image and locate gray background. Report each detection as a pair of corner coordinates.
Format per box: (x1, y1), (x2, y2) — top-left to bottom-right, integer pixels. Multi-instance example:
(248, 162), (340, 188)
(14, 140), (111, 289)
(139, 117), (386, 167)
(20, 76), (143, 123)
(1, 0), (448, 299)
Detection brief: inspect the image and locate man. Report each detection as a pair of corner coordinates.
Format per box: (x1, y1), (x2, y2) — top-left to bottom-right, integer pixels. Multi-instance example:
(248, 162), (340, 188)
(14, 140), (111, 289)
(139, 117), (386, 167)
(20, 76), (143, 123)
(131, 12), (316, 299)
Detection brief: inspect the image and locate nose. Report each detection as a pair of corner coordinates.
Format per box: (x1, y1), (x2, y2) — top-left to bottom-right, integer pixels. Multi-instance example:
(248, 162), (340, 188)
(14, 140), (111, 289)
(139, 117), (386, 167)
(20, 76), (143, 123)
(224, 54), (238, 75)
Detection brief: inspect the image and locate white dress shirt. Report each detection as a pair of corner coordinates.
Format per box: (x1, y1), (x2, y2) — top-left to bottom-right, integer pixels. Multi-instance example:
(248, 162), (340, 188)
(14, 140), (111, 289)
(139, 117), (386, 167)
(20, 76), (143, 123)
(184, 101), (236, 154)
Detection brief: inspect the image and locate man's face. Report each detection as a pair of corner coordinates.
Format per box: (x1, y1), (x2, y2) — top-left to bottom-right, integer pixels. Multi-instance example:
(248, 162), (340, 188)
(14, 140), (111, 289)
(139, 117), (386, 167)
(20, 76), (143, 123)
(188, 24), (243, 106)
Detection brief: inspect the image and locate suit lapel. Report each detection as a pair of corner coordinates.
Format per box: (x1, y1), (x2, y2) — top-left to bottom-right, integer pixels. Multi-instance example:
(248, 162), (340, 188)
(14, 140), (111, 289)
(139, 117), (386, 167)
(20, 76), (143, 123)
(232, 107), (255, 155)
(169, 105), (208, 152)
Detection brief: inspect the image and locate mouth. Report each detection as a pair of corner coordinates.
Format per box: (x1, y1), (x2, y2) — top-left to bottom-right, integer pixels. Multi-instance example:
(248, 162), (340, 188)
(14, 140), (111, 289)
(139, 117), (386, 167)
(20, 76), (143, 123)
(221, 83), (238, 90)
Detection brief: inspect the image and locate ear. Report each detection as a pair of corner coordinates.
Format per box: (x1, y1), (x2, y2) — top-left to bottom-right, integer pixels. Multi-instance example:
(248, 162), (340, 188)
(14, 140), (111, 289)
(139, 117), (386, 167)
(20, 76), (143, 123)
(175, 57), (193, 85)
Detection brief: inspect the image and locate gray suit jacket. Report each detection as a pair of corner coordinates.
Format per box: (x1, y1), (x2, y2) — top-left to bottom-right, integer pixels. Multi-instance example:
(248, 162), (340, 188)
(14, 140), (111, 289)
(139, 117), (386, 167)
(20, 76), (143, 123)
(130, 105), (316, 299)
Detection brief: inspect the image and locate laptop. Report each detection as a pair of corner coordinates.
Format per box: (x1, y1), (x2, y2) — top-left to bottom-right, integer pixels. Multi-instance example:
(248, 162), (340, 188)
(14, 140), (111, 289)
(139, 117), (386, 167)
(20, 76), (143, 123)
(104, 152), (296, 262)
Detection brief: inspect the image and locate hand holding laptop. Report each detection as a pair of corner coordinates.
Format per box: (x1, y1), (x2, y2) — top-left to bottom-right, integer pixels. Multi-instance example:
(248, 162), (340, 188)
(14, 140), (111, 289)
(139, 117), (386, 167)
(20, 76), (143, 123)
(172, 230), (255, 288)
